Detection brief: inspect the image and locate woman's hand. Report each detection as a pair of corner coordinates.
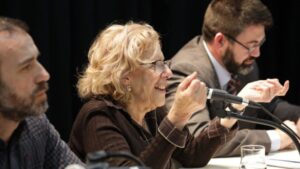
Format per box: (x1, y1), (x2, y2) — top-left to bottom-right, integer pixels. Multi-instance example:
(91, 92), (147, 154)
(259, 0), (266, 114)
(167, 72), (207, 129)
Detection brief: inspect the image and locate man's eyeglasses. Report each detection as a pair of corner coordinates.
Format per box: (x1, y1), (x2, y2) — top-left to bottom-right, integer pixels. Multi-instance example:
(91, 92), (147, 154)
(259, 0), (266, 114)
(141, 60), (171, 74)
(224, 34), (266, 54)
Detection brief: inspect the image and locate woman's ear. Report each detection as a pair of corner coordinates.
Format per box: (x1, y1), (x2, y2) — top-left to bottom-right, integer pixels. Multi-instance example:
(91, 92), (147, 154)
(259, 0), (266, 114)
(121, 71), (131, 86)
(121, 71), (133, 92)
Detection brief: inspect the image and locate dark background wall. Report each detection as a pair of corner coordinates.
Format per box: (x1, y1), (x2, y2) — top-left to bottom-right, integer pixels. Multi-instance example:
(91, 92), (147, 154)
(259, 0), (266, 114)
(1, 0), (299, 141)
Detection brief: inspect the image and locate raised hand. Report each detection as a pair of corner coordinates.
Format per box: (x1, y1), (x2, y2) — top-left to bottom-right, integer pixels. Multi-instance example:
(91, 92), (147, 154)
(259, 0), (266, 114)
(238, 78), (289, 103)
(167, 72), (207, 129)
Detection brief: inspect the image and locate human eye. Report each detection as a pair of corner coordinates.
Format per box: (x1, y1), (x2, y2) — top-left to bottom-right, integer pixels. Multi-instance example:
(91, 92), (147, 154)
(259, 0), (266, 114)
(20, 59), (38, 72)
(155, 60), (164, 66)
(250, 38), (265, 48)
(22, 62), (34, 71)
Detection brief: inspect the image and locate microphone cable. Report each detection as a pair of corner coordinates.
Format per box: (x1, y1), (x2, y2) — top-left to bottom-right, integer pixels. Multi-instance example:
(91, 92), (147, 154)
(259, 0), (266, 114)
(225, 110), (300, 156)
(249, 101), (300, 141)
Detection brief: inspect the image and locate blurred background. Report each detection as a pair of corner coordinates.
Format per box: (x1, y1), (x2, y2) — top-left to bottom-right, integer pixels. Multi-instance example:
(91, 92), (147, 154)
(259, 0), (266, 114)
(1, 0), (299, 141)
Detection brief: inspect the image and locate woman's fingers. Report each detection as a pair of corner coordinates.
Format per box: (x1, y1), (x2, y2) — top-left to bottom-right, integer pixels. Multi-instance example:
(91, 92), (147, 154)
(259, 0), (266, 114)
(178, 72), (197, 91)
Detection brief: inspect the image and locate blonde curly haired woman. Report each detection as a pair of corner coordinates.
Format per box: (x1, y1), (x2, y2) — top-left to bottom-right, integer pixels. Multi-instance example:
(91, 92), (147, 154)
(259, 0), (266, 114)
(69, 22), (239, 169)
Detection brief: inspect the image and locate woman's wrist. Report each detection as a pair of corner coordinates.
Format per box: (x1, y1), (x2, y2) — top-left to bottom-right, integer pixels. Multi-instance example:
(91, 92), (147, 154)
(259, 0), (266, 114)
(167, 115), (185, 130)
(220, 117), (237, 128)
(220, 103), (245, 128)
(167, 110), (188, 130)
(227, 103), (245, 112)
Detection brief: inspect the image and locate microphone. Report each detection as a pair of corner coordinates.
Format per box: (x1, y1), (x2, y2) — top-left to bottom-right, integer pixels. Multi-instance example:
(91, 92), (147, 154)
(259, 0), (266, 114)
(206, 88), (261, 109)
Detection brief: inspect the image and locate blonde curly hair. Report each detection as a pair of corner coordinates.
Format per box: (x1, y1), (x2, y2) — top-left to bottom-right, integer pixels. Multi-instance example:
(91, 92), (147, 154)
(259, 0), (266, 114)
(77, 22), (160, 104)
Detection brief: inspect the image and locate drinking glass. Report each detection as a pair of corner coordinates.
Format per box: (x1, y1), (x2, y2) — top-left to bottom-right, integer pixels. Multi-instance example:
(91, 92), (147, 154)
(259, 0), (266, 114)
(240, 145), (266, 169)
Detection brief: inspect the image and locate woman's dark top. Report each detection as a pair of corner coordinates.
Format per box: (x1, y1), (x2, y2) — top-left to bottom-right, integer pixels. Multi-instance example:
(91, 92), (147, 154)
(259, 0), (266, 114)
(69, 97), (236, 169)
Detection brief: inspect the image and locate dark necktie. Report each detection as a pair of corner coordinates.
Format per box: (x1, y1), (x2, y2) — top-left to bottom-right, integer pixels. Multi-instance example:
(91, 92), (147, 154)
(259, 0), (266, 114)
(226, 75), (240, 95)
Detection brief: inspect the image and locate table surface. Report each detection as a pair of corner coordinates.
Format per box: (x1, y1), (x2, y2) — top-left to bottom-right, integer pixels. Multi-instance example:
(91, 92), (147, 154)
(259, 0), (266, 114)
(188, 150), (300, 169)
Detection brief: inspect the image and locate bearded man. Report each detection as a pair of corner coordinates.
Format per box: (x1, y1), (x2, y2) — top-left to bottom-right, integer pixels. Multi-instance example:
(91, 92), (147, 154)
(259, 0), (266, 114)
(0, 17), (82, 169)
(166, 0), (300, 157)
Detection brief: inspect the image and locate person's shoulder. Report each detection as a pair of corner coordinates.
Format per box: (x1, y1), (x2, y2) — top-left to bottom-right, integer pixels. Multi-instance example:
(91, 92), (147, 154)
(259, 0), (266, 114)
(172, 35), (208, 67)
(24, 114), (49, 129)
(79, 97), (119, 116)
(170, 36), (213, 78)
(75, 97), (124, 125)
(172, 35), (204, 59)
(80, 98), (107, 112)
(21, 114), (50, 143)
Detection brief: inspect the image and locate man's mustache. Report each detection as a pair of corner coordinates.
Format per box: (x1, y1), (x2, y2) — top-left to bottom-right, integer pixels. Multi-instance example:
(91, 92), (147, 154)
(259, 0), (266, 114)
(244, 56), (256, 63)
(33, 82), (49, 95)
(241, 57), (257, 66)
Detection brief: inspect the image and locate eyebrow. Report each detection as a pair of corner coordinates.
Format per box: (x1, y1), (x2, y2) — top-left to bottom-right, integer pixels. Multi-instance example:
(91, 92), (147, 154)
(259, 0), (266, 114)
(18, 52), (40, 67)
(247, 37), (266, 45)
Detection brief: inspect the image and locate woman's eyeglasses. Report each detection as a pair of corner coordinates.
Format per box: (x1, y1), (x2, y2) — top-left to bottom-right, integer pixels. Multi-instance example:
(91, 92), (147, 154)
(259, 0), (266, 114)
(141, 60), (171, 74)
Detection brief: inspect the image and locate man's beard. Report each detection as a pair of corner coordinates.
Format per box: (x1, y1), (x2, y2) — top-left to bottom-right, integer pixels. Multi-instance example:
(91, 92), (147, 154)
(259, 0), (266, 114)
(222, 48), (255, 75)
(0, 81), (49, 122)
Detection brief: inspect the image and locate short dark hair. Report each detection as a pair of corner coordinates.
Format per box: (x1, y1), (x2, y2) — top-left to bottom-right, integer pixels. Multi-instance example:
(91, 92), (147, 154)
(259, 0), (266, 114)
(202, 0), (273, 42)
(0, 17), (29, 74)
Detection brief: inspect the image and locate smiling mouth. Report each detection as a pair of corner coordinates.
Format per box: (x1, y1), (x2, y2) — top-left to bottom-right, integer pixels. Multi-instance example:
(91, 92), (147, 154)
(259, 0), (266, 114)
(155, 86), (166, 92)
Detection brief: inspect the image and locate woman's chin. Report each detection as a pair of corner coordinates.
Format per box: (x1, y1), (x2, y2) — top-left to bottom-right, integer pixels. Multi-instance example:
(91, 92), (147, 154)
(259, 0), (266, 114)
(156, 98), (165, 107)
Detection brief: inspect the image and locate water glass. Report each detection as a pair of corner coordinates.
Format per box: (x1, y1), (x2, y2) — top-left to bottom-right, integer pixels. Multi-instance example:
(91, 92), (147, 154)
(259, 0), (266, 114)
(240, 145), (266, 169)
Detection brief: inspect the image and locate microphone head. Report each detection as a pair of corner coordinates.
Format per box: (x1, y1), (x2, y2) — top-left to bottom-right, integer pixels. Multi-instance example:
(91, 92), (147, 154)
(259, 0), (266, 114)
(207, 88), (228, 99)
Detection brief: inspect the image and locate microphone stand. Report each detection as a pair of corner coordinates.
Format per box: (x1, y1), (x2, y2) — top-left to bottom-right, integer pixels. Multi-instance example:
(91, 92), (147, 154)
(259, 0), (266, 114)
(250, 101), (300, 141)
(224, 110), (300, 156)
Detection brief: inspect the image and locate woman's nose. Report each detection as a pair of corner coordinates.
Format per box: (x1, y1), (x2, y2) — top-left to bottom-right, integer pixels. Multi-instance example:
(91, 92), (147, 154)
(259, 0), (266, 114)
(161, 66), (173, 79)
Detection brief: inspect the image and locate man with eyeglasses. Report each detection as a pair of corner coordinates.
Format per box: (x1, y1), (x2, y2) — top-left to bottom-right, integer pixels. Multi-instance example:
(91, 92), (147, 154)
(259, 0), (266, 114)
(166, 0), (300, 157)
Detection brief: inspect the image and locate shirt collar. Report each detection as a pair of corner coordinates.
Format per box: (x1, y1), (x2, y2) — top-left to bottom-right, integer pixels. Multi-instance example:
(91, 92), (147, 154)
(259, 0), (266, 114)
(203, 40), (231, 89)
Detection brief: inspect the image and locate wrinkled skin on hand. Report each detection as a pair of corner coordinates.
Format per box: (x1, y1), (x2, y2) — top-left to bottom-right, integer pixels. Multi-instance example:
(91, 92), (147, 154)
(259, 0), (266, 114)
(238, 78), (289, 103)
(167, 72), (207, 129)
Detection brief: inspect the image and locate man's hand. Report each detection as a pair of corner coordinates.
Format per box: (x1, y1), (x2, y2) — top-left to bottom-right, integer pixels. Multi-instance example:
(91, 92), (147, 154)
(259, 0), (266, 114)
(276, 120), (298, 150)
(296, 118), (300, 135)
(230, 79), (289, 111)
(238, 78), (289, 103)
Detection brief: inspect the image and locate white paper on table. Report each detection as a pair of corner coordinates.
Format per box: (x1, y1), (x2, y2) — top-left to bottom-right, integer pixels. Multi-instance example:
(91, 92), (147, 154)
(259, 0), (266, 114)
(267, 150), (300, 169)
